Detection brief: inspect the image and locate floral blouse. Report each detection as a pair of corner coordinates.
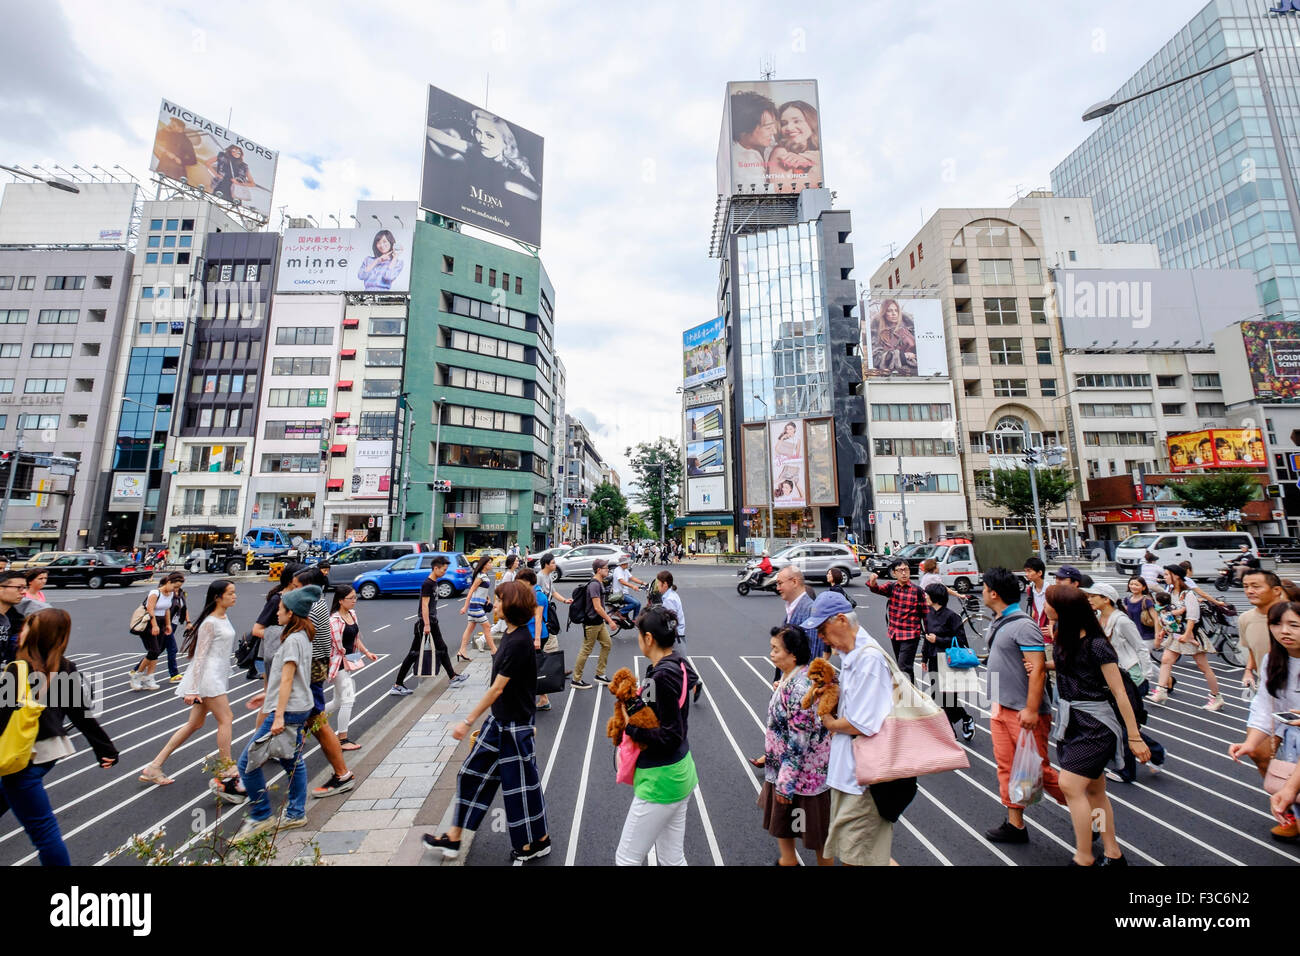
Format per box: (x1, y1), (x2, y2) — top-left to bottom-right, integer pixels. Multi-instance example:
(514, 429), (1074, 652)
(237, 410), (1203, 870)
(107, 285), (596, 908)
(763, 665), (830, 798)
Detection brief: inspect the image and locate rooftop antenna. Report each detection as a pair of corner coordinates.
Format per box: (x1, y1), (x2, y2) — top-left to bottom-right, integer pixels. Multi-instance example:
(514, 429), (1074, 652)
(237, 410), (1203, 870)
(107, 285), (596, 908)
(1009, 183), (1025, 202)
(759, 58), (775, 80)
(882, 241), (897, 261)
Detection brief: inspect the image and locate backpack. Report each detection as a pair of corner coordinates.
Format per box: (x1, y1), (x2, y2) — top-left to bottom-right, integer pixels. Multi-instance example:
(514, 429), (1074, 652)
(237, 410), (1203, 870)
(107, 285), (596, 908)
(567, 583), (591, 631)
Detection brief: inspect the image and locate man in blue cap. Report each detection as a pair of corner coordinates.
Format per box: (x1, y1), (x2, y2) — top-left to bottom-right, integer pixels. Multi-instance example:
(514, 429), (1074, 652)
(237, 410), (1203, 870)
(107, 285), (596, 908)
(801, 590), (897, 866)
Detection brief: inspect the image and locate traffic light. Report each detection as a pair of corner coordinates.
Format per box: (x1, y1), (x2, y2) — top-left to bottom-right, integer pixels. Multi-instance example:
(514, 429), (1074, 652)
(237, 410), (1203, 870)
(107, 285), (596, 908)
(578, 497), (589, 507)
(428, 479), (452, 493)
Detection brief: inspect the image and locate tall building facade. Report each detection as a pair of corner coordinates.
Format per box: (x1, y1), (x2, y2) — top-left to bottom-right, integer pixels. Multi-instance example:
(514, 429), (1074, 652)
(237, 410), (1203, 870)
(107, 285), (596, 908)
(1052, 0), (1300, 320)
(563, 414), (603, 540)
(403, 218), (558, 552)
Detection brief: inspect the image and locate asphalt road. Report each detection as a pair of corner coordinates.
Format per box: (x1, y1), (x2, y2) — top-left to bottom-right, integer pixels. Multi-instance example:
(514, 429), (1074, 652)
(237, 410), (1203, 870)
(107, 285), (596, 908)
(462, 562), (1300, 867)
(3, 564), (1294, 867)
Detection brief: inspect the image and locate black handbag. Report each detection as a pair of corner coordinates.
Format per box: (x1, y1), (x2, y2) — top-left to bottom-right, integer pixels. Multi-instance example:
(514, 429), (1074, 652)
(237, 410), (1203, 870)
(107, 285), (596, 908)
(535, 650), (565, 694)
(545, 598), (560, 636)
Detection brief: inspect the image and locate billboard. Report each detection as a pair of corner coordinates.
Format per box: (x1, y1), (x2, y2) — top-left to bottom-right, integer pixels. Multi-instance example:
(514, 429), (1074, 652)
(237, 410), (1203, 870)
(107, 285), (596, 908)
(1167, 428), (1265, 471)
(861, 296), (947, 377)
(805, 417), (838, 506)
(420, 85), (544, 246)
(112, 473), (146, 501)
(717, 80), (824, 196)
(741, 424), (768, 508)
(351, 471), (391, 499)
(149, 99), (278, 219)
(277, 222), (414, 293)
(1238, 321), (1300, 401)
(355, 441), (393, 470)
(686, 439), (724, 477)
(683, 317), (726, 389)
(0, 181), (137, 246)
(687, 475), (727, 512)
(770, 419), (807, 508)
(685, 403), (724, 441)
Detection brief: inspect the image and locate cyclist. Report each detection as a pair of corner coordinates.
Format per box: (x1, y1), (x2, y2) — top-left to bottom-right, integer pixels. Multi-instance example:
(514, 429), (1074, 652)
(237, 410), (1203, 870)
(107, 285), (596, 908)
(611, 554), (648, 620)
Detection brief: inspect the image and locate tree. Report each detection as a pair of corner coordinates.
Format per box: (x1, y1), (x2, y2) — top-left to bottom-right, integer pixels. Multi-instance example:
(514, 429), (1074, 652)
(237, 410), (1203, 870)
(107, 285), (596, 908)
(1167, 471), (1260, 524)
(625, 512), (652, 541)
(626, 438), (683, 539)
(986, 467), (1074, 520)
(587, 480), (628, 540)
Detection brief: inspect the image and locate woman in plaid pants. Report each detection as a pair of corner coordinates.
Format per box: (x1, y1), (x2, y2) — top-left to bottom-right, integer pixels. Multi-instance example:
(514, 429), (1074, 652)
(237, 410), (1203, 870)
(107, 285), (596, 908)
(423, 581), (551, 865)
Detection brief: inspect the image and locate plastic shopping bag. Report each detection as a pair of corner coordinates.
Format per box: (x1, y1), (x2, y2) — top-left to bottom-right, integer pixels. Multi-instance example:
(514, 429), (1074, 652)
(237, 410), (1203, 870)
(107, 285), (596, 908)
(1008, 728), (1044, 807)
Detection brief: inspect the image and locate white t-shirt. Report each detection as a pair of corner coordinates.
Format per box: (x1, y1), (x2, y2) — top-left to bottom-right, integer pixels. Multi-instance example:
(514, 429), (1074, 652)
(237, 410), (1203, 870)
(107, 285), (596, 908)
(149, 589), (174, 616)
(611, 566), (632, 596)
(1248, 654), (1300, 735)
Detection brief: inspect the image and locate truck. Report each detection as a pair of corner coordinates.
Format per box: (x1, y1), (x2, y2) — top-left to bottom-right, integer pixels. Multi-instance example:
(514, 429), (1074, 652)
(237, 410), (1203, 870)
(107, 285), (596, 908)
(867, 531), (1033, 593)
(188, 528), (355, 575)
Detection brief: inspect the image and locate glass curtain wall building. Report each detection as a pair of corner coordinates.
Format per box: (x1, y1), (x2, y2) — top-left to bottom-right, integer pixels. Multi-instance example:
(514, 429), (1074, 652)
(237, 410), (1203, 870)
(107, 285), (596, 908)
(1052, 0), (1300, 319)
(736, 223), (830, 423)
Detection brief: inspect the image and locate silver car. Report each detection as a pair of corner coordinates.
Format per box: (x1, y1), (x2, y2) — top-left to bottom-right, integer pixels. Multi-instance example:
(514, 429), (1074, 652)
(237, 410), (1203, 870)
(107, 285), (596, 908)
(526, 545), (573, 570)
(330, 541), (430, 581)
(553, 543), (631, 581)
(761, 542), (861, 583)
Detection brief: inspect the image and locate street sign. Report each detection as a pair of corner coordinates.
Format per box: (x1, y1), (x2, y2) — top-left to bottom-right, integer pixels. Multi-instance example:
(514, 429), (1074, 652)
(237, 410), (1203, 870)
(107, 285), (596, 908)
(1290, 453), (1300, 473)
(741, 508), (758, 515)
(868, 513), (876, 525)
(1267, 484), (1282, 498)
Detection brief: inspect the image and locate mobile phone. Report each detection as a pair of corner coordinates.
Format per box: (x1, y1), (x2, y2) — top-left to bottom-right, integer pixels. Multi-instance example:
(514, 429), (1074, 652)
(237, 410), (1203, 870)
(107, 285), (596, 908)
(1273, 710), (1300, 724)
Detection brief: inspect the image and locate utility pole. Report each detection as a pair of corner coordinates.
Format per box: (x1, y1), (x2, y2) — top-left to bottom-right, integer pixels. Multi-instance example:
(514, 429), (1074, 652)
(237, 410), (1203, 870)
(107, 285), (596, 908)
(0, 428), (25, 536)
(1021, 417), (1045, 564)
(429, 396), (445, 546)
(397, 394), (412, 540)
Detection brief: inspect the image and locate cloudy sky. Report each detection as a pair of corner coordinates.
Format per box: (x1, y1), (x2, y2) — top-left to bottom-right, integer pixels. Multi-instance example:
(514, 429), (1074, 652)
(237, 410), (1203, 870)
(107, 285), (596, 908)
(1, 0), (1208, 493)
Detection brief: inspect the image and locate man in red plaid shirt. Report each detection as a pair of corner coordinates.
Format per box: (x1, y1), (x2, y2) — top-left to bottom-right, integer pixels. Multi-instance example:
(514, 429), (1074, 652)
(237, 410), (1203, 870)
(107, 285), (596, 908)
(867, 558), (925, 684)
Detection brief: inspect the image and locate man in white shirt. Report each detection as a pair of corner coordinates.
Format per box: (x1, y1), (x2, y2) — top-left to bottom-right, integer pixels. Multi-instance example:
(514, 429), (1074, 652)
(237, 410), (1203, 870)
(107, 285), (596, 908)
(802, 590), (896, 866)
(611, 554), (648, 619)
(1020, 556), (1049, 635)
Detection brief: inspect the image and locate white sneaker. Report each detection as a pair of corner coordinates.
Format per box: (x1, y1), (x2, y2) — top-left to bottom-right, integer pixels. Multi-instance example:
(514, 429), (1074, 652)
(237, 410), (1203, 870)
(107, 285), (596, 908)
(1204, 695), (1225, 712)
(127, 670), (144, 692)
(232, 815), (277, 842)
(141, 675), (161, 691)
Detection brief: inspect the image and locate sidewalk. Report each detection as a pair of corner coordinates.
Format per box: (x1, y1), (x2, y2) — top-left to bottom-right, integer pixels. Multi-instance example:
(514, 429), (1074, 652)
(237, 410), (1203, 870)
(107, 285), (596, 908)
(273, 653), (494, 866)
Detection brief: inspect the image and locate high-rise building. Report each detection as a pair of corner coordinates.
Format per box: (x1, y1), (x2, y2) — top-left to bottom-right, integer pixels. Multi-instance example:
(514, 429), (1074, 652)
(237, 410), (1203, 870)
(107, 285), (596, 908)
(402, 219), (558, 552)
(1053, 0), (1300, 320)
(564, 414), (603, 540)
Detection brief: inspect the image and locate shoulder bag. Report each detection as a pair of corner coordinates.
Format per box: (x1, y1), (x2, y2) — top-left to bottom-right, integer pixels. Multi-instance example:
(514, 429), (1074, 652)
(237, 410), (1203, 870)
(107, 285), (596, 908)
(0, 661), (45, 776)
(944, 626), (979, 669)
(128, 597), (152, 635)
(853, 643), (970, 785)
(1138, 598), (1155, 629)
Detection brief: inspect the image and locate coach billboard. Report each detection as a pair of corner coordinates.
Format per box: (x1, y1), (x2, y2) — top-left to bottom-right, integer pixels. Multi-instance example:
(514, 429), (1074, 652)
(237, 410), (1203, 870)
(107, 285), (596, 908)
(420, 85), (544, 247)
(717, 80), (824, 196)
(860, 296), (947, 377)
(149, 99), (278, 219)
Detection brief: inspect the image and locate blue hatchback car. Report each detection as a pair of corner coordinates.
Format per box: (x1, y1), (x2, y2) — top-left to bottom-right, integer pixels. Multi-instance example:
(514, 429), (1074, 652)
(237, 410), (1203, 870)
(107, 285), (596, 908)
(352, 551), (472, 600)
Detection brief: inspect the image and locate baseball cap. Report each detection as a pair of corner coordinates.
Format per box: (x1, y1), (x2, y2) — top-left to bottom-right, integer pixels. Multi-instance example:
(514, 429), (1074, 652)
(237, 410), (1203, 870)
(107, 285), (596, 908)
(1055, 565), (1083, 583)
(801, 590), (855, 630)
(591, 558), (608, 573)
(1082, 581), (1118, 604)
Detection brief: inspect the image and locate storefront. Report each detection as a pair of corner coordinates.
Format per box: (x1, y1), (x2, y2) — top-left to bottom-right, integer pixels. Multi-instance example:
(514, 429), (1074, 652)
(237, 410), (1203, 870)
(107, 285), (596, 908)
(671, 514), (734, 553)
(169, 525), (238, 558)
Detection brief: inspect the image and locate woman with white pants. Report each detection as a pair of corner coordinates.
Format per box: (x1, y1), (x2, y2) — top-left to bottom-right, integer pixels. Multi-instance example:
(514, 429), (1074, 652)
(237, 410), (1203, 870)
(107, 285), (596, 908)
(328, 586), (377, 750)
(614, 605), (699, 866)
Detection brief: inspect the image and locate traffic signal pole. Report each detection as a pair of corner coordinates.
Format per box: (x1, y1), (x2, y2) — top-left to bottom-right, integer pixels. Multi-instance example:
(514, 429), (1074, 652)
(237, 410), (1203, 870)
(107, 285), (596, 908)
(0, 428), (24, 541)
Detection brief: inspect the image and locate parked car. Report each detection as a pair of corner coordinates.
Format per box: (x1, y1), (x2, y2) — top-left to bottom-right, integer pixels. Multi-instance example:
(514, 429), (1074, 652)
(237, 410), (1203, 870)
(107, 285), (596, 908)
(1115, 530), (1257, 578)
(465, 548), (508, 569)
(353, 551), (473, 600)
(848, 544), (877, 567)
(328, 541), (433, 583)
(759, 542), (861, 583)
(45, 552), (152, 589)
(10, 550), (74, 571)
(553, 543), (632, 581)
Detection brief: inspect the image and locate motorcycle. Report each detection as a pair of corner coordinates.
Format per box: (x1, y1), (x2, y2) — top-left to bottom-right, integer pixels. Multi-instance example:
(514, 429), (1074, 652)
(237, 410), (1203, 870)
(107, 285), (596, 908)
(1213, 559), (1258, 592)
(736, 563), (778, 596)
(603, 590), (638, 635)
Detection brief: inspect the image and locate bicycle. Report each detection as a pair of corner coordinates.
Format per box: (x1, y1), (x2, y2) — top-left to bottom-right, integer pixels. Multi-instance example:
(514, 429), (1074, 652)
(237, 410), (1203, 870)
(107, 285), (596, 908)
(959, 594), (993, 661)
(1147, 602), (1245, 668)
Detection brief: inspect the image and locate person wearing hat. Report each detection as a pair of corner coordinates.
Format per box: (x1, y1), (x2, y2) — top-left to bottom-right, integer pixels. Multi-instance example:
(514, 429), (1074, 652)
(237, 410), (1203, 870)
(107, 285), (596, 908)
(1084, 581), (1165, 783)
(570, 559), (618, 689)
(234, 584), (321, 840)
(802, 590), (899, 866)
(611, 554), (648, 621)
(1055, 565), (1084, 588)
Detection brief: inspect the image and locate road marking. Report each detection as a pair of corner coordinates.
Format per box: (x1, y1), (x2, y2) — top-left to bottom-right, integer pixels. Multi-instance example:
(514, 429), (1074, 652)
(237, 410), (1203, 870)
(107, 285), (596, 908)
(914, 783), (1017, 865)
(896, 817), (953, 866)
(562, 692), (604, 867)
(690, 784), (725, 866)
(539, 682), (578, 792)
(374, 624), (391, 631)
(1126, 778), (1300, 862)
(1149, 766), (1278, 821)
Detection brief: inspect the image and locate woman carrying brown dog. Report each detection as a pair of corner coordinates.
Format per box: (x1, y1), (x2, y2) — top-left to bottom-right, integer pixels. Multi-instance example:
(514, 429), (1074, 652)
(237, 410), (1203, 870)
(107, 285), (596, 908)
(760, 625), (832, 865)
(613, 605), (699, 866)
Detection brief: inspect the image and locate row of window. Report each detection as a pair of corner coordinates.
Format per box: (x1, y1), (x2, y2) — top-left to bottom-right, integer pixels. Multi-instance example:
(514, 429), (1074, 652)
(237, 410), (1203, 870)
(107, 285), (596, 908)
(1077, 402), (1227, 418)
(144, 253), (190, 266)
(146, 235), (193, 249)
(0, 343), (96, 359)
(445, 329), (525, 363)
(442, 292), (529, 330)
(871, 438), (957, 457)
(869, 403), (953, 422)
(1074, 372), (1222, 389)
(179, 488), (240, 514)
(182, 406), (249, 430)
(261, 454), (321, 473)
(0, 309), (89, 324)
(1083, 432), (1156, 447)
(441, 405), (524, 433)
(191, 373), (256, 396)
(874, 473), (961, 493)
(187, 445), (245, 472)
(260, 411), (395, 442)
(436, 442), (547, 478)
(972, 337), (1054, 365)
(276, 327), (333, 346)
(441, 365), (526, 398)
(272, 357), (331, 377)
(193, 340), (263, 361)
(472, 264), (524, 296)
(148, 218), (195, 231)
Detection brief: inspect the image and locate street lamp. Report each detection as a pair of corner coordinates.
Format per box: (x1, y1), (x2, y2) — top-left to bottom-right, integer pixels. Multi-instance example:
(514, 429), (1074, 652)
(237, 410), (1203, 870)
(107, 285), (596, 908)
(1082, 47), (1300, 257)
(121, 396), (168, 547)
(753, 395), (775, 546)
(0, 164), (79, 194)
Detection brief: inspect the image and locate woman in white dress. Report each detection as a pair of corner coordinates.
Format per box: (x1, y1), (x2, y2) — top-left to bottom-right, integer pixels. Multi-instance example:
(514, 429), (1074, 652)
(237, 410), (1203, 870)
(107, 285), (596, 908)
(139, 579), (246, 801)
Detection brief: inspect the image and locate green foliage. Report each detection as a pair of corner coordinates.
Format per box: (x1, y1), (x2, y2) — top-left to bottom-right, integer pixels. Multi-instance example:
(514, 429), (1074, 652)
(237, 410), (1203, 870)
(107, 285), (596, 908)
(1167, 471), (1260, 523)
(587, 480), (629, 538)
(626, 438), (683, 536)
(987, 467), (1074, 520)
(625, 513), (652, 541)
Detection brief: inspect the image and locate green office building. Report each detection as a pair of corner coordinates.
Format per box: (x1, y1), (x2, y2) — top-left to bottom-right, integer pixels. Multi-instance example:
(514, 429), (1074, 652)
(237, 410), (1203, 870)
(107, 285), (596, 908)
(400, 217), (558, 552)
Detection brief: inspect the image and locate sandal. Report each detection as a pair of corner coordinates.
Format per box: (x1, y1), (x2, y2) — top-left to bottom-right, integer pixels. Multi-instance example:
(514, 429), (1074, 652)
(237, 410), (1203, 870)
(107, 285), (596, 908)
(749, 755), (766, 768)
(339, 740), (362, 751)
(139, 765), (174, 786)
(456, 653), (472, 663)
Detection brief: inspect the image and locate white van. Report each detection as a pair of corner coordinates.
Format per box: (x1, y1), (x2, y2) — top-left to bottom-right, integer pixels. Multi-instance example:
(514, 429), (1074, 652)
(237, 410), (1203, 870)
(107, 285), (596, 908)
(1114, 531), (1256, 578)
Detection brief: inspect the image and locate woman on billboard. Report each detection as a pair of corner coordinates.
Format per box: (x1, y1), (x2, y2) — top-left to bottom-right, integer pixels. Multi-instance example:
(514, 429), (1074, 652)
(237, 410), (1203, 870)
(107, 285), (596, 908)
(767, 100), (820, 184)
(471, 109), (539, 201)
(357, 230), (404, 292)
(206, 145), (256, 204)
(871, 299), (918, 375)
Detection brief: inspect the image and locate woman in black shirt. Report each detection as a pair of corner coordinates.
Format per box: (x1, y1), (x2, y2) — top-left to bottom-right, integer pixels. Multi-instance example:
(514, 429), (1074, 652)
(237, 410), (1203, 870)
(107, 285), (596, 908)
(922, 583), (974, 740)
(422, 582), (550, 865)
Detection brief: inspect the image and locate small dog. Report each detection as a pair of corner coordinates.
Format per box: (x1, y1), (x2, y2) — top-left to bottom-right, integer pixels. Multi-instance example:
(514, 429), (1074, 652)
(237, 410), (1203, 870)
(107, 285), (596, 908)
(605, 667), (660, 748)
(801, 658), (839, 719)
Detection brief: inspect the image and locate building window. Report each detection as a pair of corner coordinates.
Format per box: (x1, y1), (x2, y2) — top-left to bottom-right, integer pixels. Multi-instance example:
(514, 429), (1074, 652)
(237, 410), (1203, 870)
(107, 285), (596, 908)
(271, 357), (331, 376)
(868, 403), (952, 422)
(368, 317), (405, 336)
(268, 388), (328, 407)
(979, 259), (1013, 283)
(1023, 259), (1042, 284)
(1161, 402), (1185, 414)
(37, 309), (78, 324)
(0, 311), (27, 325)
(874, 473), (960, 493)
(185, 444), (246, 473)
(1156, 375), (1181, 387)
(514, 276), (523, 295)
(872, 438), (956, 456)
(441, 291), (530, 330)
(441, 405), (524, 433)
(365, 349), (403, 367)
(1083, 432), (1154, 447)
(275, 327), (333, 346)
(255, 492), (315, 520)
(442, 365), (525, 398)
(474, 265), (483, 283)
(441, 255), (454, 274)
(260, 454), (321, 473)
(1035, 337), (1052, 364)
(964, 380), (982, 397)
(1079, 403), (1153, 417)
(488, 269), (497, 286)
(262, 421), (324, 441)
(362, 378), (401, 399)
(44, 276), (86, 291)
(1068, 250), (1077, 261)
(501, 272), (510, 290)
(24, 378), (66, 394)
(74, 378), (93, 392)
(1196, 402), (1227, 417)
(81, 342), (99, 356)
(436, 443), (524, 471)
(0, 345), (16, 358)
(1192, 373), (1221, 388)
(182, 219), (194, 230)
(1075, 373), (1151, 388)
(0, 380), (12, 393)
(445, 328), (525, 362)
(993, 379), (1028, 397)
(359, 411), (396, 440)
(17, 277), (35, 290)
(1040, 378), (1057, 397)
(18, 414), (58, 430)
(983, 298), (1018, 324)
(988, 337), (1023, 365)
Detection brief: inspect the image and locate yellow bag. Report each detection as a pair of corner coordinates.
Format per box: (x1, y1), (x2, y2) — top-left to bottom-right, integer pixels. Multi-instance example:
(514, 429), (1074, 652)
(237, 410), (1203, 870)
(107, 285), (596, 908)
(0, 661), (44, 776)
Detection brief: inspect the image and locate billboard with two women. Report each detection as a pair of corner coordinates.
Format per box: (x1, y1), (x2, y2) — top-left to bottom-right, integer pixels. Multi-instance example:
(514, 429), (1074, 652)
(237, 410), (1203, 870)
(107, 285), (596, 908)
(420, 85), (544, 247)
(717, 80), (824, 196)
(149, 98), (278, 219)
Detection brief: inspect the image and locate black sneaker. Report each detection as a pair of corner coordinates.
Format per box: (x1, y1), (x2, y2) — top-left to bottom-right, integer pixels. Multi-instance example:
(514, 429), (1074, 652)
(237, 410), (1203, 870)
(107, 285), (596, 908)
(984, 820), (1029, 844)
(693, 682), (703, 703)
(593, 674), (611, 685)
(209, 776), (248, 805)
(311, 772), (356, 799)
(570, 678), (592, 690)
(960, 716), (975, 742)
(510, 834), (551, 865)
(422, 832), (461, 859)
(1095, 853), (1128, 867)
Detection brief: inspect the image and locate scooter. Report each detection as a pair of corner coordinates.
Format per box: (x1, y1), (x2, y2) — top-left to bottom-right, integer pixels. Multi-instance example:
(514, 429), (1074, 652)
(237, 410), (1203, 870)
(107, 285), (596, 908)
(1213, 560), (1256, 591)
(736, 563), (777, 596)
